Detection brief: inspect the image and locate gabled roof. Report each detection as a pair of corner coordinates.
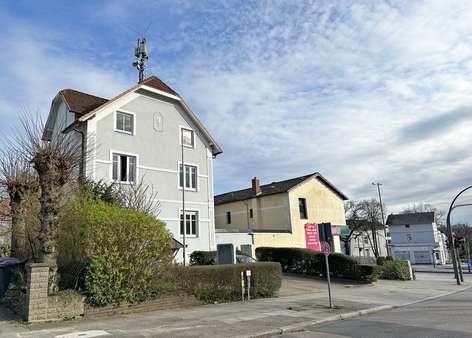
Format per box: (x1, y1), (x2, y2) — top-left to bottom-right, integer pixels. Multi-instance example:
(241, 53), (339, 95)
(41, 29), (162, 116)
(386, 212), (435, 226)
(60, 89), (108, 115)
(214, 172), (348, 205)
(78, 75), (180, 122)
(46, 75), (222, 156)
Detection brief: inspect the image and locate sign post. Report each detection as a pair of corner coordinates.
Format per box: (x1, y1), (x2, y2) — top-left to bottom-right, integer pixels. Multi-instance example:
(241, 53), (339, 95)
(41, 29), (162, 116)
(246, 270), (252, 300)
(322, 241), (333, 309)
(319, 223), (333, 309)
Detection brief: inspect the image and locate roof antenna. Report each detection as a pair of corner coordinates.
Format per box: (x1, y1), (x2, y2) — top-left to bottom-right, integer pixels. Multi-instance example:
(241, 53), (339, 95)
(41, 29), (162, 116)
(133, 38), (149, 83)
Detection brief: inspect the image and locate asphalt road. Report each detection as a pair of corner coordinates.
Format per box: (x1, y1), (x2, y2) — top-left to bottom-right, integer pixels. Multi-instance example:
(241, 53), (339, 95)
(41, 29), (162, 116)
(277, 287), (472, 338)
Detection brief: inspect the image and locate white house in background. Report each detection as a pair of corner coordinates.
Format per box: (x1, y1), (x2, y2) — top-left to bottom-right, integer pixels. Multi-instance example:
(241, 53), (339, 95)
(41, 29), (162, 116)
(387, 212), (448, 265)
(42, 75), (223, 263)
(347, 227), (388, 262)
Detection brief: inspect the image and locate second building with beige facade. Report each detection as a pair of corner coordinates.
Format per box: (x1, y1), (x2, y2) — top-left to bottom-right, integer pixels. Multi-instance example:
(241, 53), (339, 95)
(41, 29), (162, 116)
(214, 172), (348, 256)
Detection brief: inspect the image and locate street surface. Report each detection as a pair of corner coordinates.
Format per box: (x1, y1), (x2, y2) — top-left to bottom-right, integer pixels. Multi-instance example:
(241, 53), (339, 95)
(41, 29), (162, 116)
(278, 286), (472, 338)
(0, 272), (469, 337)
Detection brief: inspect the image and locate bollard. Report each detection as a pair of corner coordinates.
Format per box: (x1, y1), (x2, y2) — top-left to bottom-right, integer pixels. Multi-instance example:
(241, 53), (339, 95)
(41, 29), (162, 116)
(240, 271), (245, 301)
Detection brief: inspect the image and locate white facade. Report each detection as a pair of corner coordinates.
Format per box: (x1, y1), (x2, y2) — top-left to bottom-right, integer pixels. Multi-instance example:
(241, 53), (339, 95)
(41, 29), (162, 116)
(44, 78), (222, 263)
(349, 229), (388, 262)
(387, 213), (449, 265)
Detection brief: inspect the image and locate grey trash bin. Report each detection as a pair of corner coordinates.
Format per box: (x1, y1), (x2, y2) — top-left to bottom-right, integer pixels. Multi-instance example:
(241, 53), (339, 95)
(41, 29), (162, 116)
(0, 258), (24, 298)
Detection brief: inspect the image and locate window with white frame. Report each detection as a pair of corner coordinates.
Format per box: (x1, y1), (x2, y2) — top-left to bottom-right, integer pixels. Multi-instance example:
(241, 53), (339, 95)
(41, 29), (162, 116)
(179, 164), (197, 190)
(181, 127), (194, 147)
(116, 111), (134, 134)
(180, 210), (198, 236)
(112, 153), (136, 183)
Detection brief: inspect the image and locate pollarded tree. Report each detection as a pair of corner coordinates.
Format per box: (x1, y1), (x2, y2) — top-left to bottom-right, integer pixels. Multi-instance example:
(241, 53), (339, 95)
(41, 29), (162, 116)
(16, 115), (82, 293)
(0, 149), (38, 259)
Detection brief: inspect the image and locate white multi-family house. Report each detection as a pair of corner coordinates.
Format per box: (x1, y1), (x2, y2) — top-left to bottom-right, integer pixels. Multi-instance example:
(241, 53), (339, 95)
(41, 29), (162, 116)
(387, 212), (448, 265)
(42, 75), (223, 263)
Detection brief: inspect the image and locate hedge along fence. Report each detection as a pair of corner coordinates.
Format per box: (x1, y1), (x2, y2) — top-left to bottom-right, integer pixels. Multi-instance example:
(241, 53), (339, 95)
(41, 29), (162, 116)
(256, 247), (381, 283)
(166, 262), (282, 303)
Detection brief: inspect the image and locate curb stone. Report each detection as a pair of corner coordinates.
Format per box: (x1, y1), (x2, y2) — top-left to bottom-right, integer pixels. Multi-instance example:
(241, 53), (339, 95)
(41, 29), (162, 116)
(240, 285), (472, 338)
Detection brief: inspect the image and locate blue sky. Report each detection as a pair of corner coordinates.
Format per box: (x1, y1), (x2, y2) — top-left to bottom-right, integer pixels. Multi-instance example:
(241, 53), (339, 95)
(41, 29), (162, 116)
(1, 1), (472, 222)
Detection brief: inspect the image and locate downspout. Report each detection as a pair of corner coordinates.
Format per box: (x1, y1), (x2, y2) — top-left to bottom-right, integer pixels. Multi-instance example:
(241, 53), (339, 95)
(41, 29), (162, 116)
(72, 122), (86, 183)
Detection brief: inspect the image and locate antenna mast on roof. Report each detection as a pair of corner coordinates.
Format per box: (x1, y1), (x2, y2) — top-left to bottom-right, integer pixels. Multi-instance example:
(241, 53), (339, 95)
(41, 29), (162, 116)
(133, 38), (149, 83)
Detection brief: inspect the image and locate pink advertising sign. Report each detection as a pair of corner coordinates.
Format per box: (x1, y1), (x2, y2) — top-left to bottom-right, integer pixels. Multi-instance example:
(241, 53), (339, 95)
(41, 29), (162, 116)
(304, 223), (321, 251)
(331, 226), (341, 236)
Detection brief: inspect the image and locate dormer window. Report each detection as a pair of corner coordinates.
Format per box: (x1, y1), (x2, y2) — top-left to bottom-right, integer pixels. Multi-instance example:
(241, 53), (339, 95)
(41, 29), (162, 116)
(181, 127), (194, 148)
(116, 111), (134, 134)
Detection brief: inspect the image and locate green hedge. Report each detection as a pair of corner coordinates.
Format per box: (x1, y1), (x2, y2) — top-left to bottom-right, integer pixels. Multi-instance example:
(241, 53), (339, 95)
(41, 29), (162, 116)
(189, 251), (217, 265)
(380, 260), (411, 280)
(167, 262), (282, 303)
(256, 247), (380, 283)
(376, 256), (393, 266)
(58, 193), (173, 306)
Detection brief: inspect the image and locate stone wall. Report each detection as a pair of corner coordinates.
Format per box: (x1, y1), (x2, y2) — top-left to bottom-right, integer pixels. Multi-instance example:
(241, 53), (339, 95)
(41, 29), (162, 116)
(7, 263), (85, 323)
(85, 294), (201, 318)
(5, 264), (201, 322)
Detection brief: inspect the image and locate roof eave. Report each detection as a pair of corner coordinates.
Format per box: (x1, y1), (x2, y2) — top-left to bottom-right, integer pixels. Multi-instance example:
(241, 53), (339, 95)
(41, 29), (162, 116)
(78, 81), (223, 156)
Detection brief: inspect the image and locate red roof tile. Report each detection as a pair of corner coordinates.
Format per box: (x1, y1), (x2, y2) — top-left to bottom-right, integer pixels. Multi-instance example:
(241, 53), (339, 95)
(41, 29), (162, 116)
(60, 89), (108, 115)
(140, 76), (178, 96)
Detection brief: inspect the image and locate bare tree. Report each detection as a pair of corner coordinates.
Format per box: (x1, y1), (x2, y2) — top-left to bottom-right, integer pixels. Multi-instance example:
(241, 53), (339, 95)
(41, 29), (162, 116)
(85, 177), (161, 216)
(0, 148), (38, 259)
(14, 114), (82, 293)
(344, 199), (385, 257)
(116, 176), (161, 216)
(401, 203), (445, 226)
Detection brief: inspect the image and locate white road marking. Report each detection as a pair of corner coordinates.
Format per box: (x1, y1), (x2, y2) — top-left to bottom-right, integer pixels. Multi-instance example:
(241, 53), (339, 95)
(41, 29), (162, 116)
(55, 330), (111, 338)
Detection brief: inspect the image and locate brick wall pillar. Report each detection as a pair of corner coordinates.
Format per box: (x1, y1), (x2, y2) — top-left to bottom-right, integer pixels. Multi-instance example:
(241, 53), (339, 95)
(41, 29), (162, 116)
(25, 263), (49, 322)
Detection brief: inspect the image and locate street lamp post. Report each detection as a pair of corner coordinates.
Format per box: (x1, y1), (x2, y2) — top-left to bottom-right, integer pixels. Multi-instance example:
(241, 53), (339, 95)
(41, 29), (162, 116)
(446, 185), (472, 285)
(372, 182), (390, 256)
(181, 132), (186, 266)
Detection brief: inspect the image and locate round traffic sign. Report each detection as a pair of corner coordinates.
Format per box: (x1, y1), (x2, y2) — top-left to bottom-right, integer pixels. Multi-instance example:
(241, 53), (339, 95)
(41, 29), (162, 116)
(322, 242), (331, 256)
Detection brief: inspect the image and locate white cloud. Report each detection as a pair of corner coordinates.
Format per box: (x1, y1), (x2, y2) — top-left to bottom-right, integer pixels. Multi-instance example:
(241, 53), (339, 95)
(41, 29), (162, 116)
(156, 1), (472, 221)
(2, 1), (472, 222)
(0, 9), (131, 131)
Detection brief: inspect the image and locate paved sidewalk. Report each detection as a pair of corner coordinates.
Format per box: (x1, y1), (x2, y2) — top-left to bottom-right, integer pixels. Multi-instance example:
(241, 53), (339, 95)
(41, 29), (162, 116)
(414, 263), (471, 274)
(1, 273), (469, 338)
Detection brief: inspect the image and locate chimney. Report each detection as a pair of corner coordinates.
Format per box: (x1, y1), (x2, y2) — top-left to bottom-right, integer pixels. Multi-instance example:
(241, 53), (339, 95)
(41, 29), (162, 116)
(252, 177), (261, 195)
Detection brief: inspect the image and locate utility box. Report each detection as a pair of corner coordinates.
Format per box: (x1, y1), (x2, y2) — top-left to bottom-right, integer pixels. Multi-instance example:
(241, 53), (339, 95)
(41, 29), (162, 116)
(217, 244), (235, 264)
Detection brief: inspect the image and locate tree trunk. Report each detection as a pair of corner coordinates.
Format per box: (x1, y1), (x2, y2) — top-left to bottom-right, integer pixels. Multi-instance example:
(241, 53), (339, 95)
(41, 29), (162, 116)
(343, 237), (351, 255)
(370, 226), (379, 258)
(36, 161), (61, 294)
(9, 190), (28, 259)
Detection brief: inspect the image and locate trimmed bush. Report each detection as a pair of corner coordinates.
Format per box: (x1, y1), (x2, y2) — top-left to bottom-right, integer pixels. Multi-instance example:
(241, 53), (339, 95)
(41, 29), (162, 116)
(58, 194), (173, 306)
(190, 251), (217, 265)
(167, 262), (282, 303)
(376, 256), (393, 266)
(256, 247), (379, 283)
(380, 260), (411, 280)
(354, 264), (382, 283)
